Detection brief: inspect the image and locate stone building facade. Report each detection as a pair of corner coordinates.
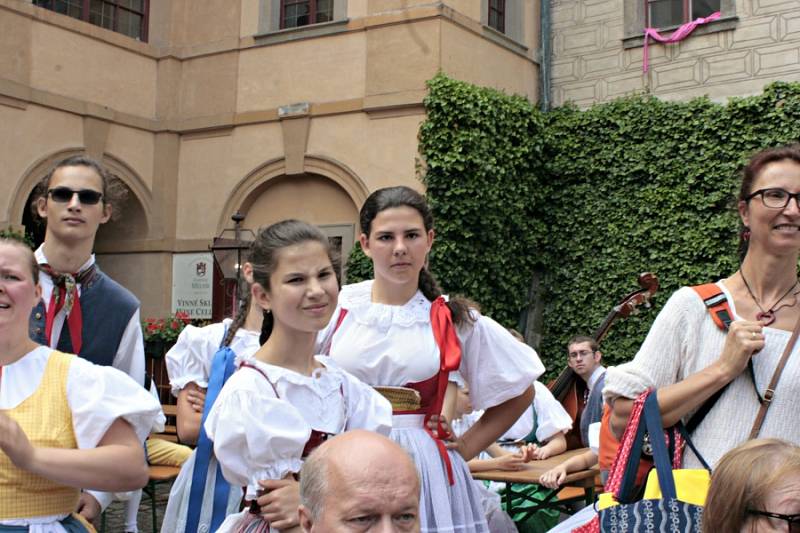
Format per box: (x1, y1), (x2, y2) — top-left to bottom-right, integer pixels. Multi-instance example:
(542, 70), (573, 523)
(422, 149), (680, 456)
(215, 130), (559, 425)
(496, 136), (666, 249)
(0, 0), (540, 316)
(549, 0), (800, 106)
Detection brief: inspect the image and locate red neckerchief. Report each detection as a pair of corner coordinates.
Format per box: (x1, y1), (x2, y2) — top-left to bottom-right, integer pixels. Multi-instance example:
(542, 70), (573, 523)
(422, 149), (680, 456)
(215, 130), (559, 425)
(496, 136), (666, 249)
(40, 264), (96, 354)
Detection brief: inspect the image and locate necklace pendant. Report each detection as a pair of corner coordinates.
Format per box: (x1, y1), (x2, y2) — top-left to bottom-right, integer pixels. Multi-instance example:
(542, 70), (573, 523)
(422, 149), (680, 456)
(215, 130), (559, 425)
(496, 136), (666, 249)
(756, 310), (776, 326)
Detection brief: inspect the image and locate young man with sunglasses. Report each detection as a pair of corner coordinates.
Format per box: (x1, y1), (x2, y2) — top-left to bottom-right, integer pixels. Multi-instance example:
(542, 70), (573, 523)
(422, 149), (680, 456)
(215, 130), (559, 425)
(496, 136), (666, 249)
(567, 335), (606, 447)
(29, 155), (145, 524)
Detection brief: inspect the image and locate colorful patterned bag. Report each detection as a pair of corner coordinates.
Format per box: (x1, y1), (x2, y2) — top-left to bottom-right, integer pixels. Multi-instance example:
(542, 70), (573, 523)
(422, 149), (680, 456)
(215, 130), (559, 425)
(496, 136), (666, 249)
(597, 390), (709, 532)
(572, 389), (709, 533)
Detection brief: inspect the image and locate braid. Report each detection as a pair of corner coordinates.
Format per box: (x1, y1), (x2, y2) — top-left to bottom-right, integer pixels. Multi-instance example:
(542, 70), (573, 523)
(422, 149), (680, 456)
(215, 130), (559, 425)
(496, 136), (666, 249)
(259, 310), (274, 345)
(222, 290), (251, 347)
(418, 267), (443, 301)
(418, 268), (477, 327)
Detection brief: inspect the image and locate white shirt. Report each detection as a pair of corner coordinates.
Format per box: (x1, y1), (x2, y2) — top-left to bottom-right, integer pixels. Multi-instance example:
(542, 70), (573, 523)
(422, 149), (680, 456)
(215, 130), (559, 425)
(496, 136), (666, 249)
(165, 319), (261, 396)
(0, 347), (164, 530)
(587, 365), (606, 393)
(205, 355), (392, 500)
(604, 283), (800, 468)
(500, 381), (573, 443)
(320, 280), (545, 411)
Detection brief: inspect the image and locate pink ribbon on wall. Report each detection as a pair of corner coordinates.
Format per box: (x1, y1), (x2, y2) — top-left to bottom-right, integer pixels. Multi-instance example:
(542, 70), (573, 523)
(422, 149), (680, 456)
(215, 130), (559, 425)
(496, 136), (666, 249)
(643, 11), (721, 72)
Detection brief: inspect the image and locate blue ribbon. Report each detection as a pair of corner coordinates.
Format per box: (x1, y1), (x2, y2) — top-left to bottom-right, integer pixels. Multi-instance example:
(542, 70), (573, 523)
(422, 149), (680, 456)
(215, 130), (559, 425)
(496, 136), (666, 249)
(185, 328), (237, 533)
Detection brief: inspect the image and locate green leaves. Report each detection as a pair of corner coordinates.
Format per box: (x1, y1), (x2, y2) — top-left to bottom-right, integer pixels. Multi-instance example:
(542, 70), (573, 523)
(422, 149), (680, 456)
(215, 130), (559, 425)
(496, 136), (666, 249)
(346, 75), (800, 376)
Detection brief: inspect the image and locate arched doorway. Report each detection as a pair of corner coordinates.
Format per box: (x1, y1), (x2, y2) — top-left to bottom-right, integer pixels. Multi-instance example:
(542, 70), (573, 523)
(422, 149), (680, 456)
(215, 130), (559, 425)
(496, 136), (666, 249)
(212, 161), (366, 321)
(14, 151), (152, 249)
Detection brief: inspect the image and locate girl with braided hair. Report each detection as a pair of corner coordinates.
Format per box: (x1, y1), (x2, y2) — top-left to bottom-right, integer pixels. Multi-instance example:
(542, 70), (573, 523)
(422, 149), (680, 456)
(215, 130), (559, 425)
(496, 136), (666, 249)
(318, 186), (545, 532)
(204, 219), (392, 532)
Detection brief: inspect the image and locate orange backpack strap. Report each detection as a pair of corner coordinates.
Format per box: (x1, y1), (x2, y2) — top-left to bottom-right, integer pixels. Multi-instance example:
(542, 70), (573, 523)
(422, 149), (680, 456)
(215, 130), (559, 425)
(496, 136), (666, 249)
(687, 283), (763, 434)
(691, 283), (732, 330)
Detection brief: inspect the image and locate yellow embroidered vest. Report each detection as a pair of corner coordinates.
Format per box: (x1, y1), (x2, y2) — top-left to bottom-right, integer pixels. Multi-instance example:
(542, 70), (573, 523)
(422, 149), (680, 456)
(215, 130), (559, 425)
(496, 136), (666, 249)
(0, 350), (79, 519)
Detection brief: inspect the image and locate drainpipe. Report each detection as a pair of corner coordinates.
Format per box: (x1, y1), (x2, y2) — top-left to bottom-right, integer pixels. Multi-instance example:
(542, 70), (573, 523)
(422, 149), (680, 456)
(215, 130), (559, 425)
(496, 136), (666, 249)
(539, 0), (552, 111)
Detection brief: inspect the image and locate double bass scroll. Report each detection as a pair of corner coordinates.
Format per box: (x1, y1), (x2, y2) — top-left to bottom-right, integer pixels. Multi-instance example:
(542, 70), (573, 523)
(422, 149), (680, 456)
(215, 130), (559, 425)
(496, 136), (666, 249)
(547, 272), (659, 449)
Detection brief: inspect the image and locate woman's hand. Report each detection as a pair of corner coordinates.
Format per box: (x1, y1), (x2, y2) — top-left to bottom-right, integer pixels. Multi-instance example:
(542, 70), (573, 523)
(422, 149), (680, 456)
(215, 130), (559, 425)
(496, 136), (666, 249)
(257, 478), (301, 530)
(176, 382), (206, 444)
(425, 414), (454, 441)
(186, 386), (207, 413)
(427, 415), (475, 461)
(0, 412), (34, 469)
(539, 465), (567, 489)
(717, 320), (766, 379)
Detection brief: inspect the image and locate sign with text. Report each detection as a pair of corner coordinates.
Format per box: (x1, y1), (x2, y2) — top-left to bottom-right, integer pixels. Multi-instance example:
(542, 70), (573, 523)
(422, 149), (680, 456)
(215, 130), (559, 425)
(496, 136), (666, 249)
(172, 253), (213, 319)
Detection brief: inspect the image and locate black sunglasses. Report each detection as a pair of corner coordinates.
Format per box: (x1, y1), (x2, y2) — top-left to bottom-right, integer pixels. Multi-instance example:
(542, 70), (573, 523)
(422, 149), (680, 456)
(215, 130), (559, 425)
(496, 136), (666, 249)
(47, 187), (103, 205)
(748, 510), (800, 532)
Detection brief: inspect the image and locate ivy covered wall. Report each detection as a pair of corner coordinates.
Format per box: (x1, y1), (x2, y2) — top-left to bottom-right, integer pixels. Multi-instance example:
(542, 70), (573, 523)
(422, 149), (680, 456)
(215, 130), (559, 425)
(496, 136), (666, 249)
(347, 75), (800, 374)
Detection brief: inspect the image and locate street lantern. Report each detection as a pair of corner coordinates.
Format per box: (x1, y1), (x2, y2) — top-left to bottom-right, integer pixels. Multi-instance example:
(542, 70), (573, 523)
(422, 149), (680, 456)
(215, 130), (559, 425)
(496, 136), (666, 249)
(209, 212), (255, 314)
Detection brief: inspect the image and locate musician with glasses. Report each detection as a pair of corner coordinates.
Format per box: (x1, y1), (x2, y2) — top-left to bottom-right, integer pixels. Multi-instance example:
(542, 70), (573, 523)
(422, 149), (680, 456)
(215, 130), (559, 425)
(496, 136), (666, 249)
(566, 335), (605, 448)
(28, 155), (146, 523)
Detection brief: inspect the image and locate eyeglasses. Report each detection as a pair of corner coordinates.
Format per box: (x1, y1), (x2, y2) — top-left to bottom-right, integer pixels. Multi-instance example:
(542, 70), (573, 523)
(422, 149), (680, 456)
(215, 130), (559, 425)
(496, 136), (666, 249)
(568, 350), (595, 360)
(747, 510), (800, 532)
(47, 187), (103, 205)
(746, 188), (800, 210)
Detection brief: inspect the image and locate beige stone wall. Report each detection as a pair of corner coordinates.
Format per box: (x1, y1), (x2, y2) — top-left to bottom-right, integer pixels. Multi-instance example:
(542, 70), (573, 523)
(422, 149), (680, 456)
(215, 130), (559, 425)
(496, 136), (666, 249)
(237, 32), (367, 112)
(30, 23), (157, 117)
(550, 0), (800, 106)
(96, 252), (173, 318)
(1, 0), (540, 314)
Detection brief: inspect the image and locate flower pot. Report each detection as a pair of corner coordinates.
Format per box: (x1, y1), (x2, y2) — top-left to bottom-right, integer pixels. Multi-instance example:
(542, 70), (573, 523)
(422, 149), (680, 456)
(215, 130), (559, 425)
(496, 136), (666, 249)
(145, 339), (167, 359)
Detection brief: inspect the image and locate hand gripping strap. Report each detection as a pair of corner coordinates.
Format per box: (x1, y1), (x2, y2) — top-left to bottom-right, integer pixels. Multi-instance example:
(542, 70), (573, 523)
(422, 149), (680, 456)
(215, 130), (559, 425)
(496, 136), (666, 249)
(185, 327), (237, 533)
(687, 283), (763, 434)
(427, 297), (463, 485)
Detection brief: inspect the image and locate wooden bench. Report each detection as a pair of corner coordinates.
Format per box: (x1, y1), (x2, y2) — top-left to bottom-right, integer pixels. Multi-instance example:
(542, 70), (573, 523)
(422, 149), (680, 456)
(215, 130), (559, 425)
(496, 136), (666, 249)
(143, 465), (181, 533)
(150, 403), (179, 443)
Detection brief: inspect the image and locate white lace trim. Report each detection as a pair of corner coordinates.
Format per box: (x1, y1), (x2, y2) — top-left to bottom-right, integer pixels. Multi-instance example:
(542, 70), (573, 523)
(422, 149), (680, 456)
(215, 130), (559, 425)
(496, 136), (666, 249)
(233, 355), (345, 393)
(339, 280), (432, 328)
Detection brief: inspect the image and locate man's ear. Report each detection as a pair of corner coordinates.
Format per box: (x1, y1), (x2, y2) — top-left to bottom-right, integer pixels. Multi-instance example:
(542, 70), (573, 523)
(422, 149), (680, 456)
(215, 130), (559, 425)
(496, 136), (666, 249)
(298, 505), (314, 532)
(595, 350), (603, 364)
(36, 196), (48, 220)
(100, 203), (112, 224)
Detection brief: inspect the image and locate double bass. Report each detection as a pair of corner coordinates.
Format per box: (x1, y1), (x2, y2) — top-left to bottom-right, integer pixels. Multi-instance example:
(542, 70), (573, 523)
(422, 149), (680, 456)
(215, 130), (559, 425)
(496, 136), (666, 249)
(548, 272), (659, 450)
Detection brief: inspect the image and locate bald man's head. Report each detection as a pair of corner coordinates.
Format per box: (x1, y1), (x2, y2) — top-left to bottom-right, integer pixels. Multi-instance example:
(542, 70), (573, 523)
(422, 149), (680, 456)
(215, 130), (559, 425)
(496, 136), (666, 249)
(299, 430), (420, 532)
